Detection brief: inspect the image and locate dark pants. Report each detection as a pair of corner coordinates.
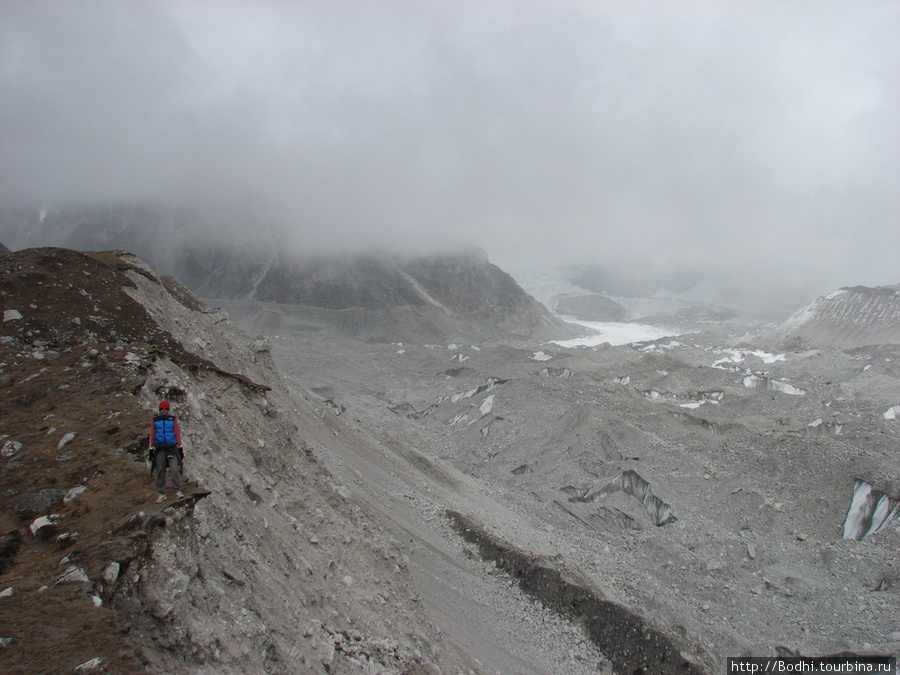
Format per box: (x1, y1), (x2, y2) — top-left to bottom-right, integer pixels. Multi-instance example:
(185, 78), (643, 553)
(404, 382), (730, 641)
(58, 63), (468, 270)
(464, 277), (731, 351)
(154, 446), (181, 493)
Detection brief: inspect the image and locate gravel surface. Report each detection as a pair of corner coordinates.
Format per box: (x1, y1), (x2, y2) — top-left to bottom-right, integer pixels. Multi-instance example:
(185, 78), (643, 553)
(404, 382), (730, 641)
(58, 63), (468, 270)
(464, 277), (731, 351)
(3, 246), (898, 674)
(269, 322), (900, 669)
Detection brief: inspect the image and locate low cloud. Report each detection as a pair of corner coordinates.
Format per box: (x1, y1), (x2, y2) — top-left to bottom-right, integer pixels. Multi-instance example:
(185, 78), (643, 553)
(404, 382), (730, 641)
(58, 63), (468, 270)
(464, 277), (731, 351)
(1, 0), (897, 307)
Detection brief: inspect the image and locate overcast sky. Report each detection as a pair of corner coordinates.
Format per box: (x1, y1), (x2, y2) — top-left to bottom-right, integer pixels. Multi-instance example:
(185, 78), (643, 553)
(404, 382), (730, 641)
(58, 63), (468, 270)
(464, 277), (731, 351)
(1, 0), (897, 305)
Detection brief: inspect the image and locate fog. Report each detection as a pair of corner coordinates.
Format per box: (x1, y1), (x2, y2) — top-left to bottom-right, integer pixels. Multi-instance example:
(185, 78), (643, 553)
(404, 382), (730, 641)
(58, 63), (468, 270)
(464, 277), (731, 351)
(1, 1), (897, 308)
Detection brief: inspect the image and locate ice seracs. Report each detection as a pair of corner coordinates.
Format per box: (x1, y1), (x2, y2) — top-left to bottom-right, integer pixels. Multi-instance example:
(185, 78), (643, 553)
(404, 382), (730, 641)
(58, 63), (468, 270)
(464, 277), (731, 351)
(564, 470), (677, 527)
(742, 375), (805, 396)
(843, 480), (900, 540)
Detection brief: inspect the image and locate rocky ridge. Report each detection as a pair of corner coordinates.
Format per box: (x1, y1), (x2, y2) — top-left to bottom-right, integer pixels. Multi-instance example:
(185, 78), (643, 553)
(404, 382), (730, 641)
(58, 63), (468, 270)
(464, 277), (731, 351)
(0, 247), (446, 673)
(773, 285), (900, 349)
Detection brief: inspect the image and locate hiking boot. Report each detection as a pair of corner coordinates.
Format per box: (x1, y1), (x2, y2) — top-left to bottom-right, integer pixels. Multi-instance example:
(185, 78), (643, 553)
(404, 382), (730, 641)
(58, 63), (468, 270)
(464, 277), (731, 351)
(175, 491), (185, 499)
(156, 493), (166, 503)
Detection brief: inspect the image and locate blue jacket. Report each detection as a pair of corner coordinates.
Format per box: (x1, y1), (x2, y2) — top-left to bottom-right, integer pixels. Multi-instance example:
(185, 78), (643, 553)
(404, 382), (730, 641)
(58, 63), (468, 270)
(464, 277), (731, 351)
(150, 414), (181, 447)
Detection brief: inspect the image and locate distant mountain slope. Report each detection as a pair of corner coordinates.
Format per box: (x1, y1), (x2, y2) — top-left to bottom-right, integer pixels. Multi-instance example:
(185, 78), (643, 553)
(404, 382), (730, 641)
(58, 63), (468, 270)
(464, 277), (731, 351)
(246, 248), (564, 337)
(0, 202), (572, 342)
(775, 285), (900, 348)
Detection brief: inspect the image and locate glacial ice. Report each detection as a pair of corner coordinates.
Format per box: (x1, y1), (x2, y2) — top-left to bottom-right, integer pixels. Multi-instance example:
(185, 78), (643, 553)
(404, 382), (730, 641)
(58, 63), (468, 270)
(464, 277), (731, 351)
(742, 375), (805, 396)
(842, 480), (900, 540)
(566, 470), (676, 526)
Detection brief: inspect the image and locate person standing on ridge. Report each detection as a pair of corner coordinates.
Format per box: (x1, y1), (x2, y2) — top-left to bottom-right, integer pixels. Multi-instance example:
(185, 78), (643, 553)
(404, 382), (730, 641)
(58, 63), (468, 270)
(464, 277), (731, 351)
(149, 400), (184, 503)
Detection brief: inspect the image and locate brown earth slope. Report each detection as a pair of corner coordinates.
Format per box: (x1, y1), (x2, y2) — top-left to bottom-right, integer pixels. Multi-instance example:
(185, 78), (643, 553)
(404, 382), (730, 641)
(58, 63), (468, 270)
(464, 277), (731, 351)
(0, 248), (190, 672)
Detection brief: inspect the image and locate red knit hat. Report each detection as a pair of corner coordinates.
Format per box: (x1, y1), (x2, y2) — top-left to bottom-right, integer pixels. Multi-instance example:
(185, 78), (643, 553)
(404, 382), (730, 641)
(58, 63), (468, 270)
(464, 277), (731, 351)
(158, 400), (170, 410)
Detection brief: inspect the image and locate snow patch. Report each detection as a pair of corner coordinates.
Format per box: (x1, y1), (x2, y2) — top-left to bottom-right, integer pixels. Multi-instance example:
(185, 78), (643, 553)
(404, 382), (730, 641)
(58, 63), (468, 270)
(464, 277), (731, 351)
(711, 348), (786, 369)
(637, 340), (684, 353)
(552, 320), (677, 348)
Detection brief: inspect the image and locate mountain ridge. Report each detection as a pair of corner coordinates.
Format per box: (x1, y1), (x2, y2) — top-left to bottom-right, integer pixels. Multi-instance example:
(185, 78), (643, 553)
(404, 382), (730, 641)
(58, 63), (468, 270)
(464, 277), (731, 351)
(772, 285), (900, 349)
